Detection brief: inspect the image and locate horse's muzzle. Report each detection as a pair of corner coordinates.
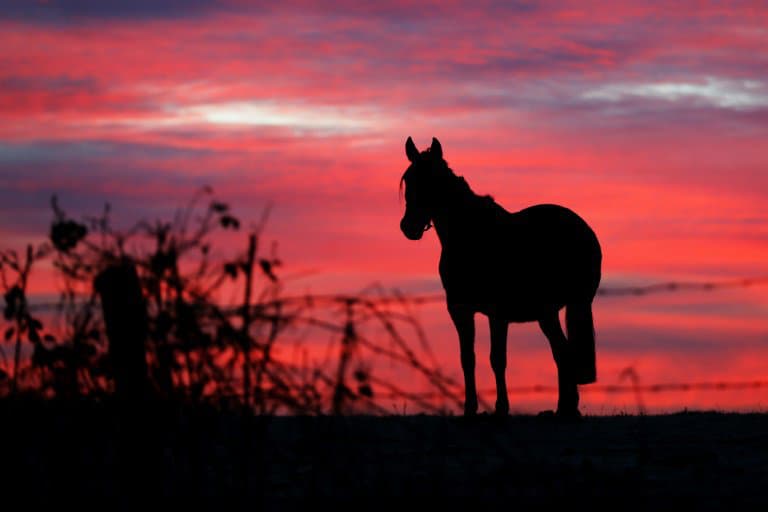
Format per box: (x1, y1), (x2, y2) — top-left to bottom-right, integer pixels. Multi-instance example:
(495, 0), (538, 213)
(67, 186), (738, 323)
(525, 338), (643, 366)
(400, 217), (425, 240)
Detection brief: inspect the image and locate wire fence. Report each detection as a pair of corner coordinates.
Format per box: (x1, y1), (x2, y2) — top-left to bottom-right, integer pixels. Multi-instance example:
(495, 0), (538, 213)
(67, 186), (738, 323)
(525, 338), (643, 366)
(378, 379), (768, 400)
(22, 275), (767, 405)
(26, 275), (768, 312)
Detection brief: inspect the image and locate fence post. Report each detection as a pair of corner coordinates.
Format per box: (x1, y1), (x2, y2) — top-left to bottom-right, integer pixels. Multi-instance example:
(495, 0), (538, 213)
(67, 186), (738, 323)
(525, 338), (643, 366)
(94, 261), (150, 403)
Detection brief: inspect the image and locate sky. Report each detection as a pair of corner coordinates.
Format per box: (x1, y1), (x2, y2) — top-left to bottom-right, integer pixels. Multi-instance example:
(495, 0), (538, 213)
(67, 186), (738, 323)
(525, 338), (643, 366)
(1, 0), (767, 413)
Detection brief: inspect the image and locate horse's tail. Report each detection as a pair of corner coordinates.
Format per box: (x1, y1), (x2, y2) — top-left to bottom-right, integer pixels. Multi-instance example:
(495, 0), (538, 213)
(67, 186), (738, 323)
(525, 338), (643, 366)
(566, 300), (596, 384)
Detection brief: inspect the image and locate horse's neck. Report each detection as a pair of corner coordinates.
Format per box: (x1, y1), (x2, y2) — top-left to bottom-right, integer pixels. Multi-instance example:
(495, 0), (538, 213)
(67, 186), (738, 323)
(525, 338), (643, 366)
(432, 178), (490, 245)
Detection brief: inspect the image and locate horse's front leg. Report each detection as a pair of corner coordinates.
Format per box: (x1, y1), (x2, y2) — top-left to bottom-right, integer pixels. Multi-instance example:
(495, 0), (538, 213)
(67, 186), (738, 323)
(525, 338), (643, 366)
(448, 304), (477, 416)
(489, 315), (509, 415)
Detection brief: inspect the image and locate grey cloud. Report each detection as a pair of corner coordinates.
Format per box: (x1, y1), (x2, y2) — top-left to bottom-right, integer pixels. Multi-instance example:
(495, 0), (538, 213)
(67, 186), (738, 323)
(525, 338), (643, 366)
(0, 0), (223, 22)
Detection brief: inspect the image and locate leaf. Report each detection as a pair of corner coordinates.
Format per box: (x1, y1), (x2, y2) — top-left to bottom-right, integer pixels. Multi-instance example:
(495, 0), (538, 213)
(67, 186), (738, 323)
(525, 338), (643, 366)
(358, 384), (373, 398)
(4, 326), (14, 341)
(28, 327), (40, 343)
(210, 201), (229, 213)
(43, 334), (56, 343)
(259, 259), (278, 282)
(49, 219), (88, 252)
(3, 285), (23, 320)
(223, 262), (239, 279)
(30, 317), (43, 330)
(219, 215), (240, 230)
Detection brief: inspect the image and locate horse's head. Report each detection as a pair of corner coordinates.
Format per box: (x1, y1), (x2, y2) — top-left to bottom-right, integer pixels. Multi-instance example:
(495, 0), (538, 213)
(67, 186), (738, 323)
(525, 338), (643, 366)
(399, 136), (449, 240)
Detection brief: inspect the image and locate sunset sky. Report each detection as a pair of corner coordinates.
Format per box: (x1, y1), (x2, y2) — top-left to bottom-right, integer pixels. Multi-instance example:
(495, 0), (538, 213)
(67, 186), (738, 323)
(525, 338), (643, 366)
(1, 1), (767, 413)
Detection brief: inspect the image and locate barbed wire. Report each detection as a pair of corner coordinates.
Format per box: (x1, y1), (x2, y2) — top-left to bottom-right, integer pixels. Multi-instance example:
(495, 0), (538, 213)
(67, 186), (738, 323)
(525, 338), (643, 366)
(372, 379), (768, 400)
(25, 275), (768, 312)
(16, 275), (768, 409)
(595, 276), (768, 297)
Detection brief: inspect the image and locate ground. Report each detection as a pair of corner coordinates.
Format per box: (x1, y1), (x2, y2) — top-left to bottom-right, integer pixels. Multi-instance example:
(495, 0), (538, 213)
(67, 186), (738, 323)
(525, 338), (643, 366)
(2, 399), (767, 509)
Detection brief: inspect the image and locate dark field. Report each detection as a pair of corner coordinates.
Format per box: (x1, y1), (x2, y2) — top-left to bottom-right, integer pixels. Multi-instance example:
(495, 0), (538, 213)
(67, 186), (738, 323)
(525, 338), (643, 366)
(3, 399), (768, 509)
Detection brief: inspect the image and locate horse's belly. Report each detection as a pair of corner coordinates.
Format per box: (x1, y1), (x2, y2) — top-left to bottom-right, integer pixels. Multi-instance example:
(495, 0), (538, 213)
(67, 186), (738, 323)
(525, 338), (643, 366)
(440, 268), (566, 322)
(469, 289), (565, 322)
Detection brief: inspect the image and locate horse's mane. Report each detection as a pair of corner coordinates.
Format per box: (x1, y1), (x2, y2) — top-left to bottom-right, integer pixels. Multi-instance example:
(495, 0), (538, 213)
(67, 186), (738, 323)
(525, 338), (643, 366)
(399, 157), (496, 208)
(454, 175), (495, 205)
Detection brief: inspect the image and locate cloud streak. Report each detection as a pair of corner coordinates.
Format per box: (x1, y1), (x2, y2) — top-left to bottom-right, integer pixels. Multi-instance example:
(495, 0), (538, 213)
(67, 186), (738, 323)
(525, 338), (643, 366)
(583, 77), (768, 109)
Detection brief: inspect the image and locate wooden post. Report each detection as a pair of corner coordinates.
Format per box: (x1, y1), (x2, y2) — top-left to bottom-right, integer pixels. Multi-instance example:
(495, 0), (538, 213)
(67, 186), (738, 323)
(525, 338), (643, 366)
(95, 261), (161, 500)
(332, 300), (356, 415)
(94, 261), (150, 403)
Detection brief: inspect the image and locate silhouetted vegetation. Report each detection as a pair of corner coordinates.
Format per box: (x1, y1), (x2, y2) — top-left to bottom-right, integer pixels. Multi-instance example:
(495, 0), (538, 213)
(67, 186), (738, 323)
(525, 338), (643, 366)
(0, 188), (463, 414)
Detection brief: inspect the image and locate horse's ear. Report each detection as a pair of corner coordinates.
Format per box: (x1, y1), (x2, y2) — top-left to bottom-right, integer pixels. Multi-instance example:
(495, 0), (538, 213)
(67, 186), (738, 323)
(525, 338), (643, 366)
(405, 137), (419, 162)
(430, 137), (443, 160)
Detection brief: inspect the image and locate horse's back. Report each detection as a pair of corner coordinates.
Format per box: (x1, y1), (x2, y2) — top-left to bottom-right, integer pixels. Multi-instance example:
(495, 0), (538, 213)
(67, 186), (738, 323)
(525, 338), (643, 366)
(440, 202), (601, 320)
(508, 203), (602, 296)
(514, 204), (600, 256)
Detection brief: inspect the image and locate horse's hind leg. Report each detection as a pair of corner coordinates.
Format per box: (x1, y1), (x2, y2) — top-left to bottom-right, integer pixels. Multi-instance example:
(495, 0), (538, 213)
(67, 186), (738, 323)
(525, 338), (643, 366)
(489, 314), (509, 416)
(538, 311), (579, 417)
(448, 304), (477, 416)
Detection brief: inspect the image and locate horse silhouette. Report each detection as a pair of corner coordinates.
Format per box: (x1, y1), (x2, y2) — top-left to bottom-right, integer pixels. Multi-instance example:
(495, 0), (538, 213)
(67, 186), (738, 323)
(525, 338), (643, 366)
(399, 137), (602, 418)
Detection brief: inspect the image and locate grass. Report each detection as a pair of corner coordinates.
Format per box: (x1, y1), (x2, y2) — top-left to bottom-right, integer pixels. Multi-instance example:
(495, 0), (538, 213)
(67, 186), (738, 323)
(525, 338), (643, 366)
(2, 397), (767, 509)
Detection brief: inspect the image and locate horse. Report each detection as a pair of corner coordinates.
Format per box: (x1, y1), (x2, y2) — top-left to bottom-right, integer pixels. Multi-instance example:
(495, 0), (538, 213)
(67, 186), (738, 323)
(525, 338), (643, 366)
(399, 137), (602, 418)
